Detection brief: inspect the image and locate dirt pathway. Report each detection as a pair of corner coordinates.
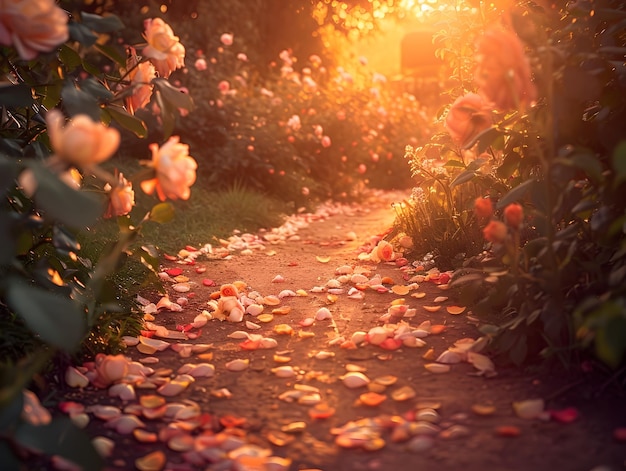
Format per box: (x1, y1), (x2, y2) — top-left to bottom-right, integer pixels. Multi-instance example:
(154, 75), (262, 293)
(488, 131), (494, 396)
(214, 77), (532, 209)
(57, 191), (624, 471)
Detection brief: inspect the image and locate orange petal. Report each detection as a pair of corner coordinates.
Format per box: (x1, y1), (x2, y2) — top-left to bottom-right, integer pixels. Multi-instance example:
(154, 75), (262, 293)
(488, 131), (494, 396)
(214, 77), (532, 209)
(135, 451), (166, 471)
(359, 392), (387, 406)
(446, 305), (466, 315)
(423, 305), (441, 312)
(391, 285), (410, 295)
(308, 403), (336, 419)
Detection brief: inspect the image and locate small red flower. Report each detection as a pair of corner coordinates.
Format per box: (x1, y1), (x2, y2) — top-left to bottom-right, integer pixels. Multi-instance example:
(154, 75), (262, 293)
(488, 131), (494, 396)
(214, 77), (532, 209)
(474, 197), (494, 220)
(504, 203), (524, 229)
(483, 220), (508, 243)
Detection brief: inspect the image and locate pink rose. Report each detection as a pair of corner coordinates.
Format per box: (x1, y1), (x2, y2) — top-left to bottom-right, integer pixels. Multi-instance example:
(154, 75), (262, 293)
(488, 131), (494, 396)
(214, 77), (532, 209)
(142, 18), (185, 78)
(445, 93), (492, 147)
(0, 0), (68, 61)
(141, 136), (197, 201)
(194, 58), (207, 71)
(475, 28), (537, 111)
(220, 33), (233, 46)
(46, 109), (120, 167)
(104, 173), (134, 219)
(218, 80), (230, 94)
(321, 136), (331, 148)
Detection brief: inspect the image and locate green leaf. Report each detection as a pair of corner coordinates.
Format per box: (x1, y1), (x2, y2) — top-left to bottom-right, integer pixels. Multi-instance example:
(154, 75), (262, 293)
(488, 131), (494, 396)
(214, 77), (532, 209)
(496, 179), (537, 209)
(80, 77), (114, 102)
(0, 83), (33, 108)
(15, 417), (103, 471)
(0, 154), (18, 191)
(0, 213), (15, 265)
(612, 140), (626, 186)
(61, 82), (100, 121)
(149, 202), (175, 223)
(58, 44), (82, 72)
(154, 88), (176, 140)
(496, 152), (521, 179)
(6, 278), (87, 351)
(443, 159), (466, 168)
(68, 22), (98, 47)
(153, 78), (195, 112)
(0, 440), (21, 471)
(104, 105), (147, 138)
(29, 162), (102, 228)
(0, 386), (23, 430)
(80, 12), (125, 33)
(138, 245), (160, 274)
(449, 169), (477, 188)
(594, 307), (626, 368)
(94, 43), (127, 68)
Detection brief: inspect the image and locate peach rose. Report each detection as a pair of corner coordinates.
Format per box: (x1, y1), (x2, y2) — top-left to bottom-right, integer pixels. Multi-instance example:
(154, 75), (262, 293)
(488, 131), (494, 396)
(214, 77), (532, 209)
(140, 136), (197, 201)
(474, 197), (494, 220)
(0, 0), (69, 61)
(475, 28), (537, 112)
(372, 240), (394, 262)
(483, 220), (508, 243)
(504, 203), (524, 229)
(104, 173), (134, 219)
(123, 49), (156, 115)
(220, 283), (239, 298)
(142, 18), (185, 78)
(445, 93), (492, 147)
(93, 353), (129, 388)
(46, 109), (120, 167)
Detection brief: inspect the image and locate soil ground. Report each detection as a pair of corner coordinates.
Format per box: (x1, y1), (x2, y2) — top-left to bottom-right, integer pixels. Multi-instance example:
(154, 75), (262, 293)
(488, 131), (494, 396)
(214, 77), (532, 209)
(54, 191), (625, 471)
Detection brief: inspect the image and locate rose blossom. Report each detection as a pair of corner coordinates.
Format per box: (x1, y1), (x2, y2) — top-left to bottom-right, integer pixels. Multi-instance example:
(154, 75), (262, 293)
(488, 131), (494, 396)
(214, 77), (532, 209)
(474, 197), (494, 220)
(483, 220), (508, 243)
(0, 0), (69, 61)
(194, 57), (207, 71)
(219, 283), (239, 298)
(321, 135), (331, 148)
(104, 173), (134, 219)
(220, 33), (233, 46)
(46, 109), (120, 167)
(123, 49), (156, 115)
(504, 203), (524, 229)
(445, 93), (492, 147)
(371, 240), (394, 262)
(475, 28), (537, 111)
(142, 18), (185, 78)
(140, 136), (197, 201)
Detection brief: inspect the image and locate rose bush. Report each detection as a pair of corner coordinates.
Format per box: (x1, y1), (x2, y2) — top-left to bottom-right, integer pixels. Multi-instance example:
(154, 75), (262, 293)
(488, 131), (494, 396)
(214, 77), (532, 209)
(397, 0), (626, 370)
(0, 4), (196, 468)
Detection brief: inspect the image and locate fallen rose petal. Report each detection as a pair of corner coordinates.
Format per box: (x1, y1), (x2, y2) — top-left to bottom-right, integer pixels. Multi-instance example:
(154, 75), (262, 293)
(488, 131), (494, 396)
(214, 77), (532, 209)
(513, 398), (545, 419)
(65, 366), (89, 388)
(135, 450), (166, 471)
(226, 359), (250, 371)
(495, 425), (521, 437)
(108, 383), (136, 401)
(106, 414), (145, 434)
(92, 436), (115, 458)
(424, 363), (451, 374)
(549, 407), (579, 423)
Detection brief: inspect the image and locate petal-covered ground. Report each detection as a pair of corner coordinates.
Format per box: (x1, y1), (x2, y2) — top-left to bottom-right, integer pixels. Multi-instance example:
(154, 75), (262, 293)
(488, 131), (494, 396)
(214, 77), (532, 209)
(48, 191), (625, 471)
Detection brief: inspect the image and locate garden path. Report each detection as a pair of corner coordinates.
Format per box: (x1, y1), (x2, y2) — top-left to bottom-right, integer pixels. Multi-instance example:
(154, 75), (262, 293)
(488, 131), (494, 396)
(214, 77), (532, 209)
(61, 190), (625, 471)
